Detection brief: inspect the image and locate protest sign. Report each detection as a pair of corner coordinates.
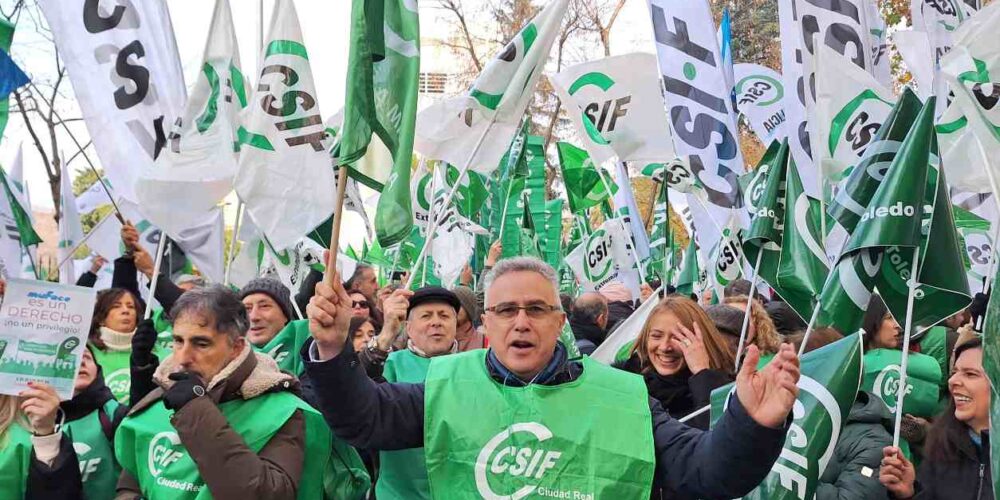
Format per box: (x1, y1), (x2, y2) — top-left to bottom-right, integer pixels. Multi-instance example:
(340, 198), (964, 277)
(0, 278), (97, 399)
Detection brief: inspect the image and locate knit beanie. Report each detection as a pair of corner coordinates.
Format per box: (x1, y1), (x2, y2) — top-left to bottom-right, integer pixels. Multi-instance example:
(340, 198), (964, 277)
(705, 304), (744, 338)
(451, 285), (481, 328)
(239, 278), (294, 322)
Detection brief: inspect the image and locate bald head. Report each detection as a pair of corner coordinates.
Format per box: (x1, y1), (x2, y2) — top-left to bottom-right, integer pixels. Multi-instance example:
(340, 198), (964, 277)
(573, 292), (609, 330)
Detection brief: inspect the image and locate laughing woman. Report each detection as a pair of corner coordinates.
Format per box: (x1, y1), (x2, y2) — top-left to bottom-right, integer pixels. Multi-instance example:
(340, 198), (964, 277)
(879, 334), (993, 500)
(614, 296), (736, 431)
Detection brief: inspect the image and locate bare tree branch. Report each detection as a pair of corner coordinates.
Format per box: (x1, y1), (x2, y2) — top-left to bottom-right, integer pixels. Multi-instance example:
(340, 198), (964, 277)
(437, 0), (483, 72)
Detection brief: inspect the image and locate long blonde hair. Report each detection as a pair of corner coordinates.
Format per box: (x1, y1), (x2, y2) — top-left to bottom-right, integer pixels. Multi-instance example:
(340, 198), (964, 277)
(0, 395), (26, 442)
(723, 295), (782, 354)
(631, 296), (736, 376)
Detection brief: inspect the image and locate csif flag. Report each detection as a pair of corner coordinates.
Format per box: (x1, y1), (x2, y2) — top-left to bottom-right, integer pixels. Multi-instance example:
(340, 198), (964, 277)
(550, 52), (677, 166)
(234, 0), (336, 252)
(57, 162), (85, 285)
(556, 142), (615, 213)
(710, 333), (863, 500)
(733, 64), (787, 146)
(339, 0), (420, 247)
(415, 0), (569, 173)
(565, 217), (641, 299)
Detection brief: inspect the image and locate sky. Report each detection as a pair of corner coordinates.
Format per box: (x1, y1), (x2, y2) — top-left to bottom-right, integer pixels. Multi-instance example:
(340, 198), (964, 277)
(0, 0), (656, 249)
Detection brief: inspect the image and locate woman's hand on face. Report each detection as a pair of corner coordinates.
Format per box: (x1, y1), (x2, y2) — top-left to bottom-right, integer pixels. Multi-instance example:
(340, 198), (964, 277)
(670, 322), (710, 374)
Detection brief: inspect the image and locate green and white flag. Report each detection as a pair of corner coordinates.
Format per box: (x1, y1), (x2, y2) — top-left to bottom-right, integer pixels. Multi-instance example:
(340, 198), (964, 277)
(675, 238), (705, 298)
(940, 2), (1000, 195)
(550, 52), (676, 166)
(415, 0), (569, 173)
(821, 98), (972, 334)
(829, 88), (923, 234)
(429, 164), (476, 288)
(339, 0), (420, 247)
(135, 0), (247, 241)
(710, 333), (863, 500)
(707, 212), (744, 299)
(556, 142), (615, 213)
(953, 205), (993, 293)
(743, 141), (829, 319)
(813, 43), (895, 186)
(733, 63), (787, 145)
(0, 159), (41, 250)
(591, 291), (662, 364)
(565, 217), (641, 299)
(234, 0), (335, 251)
(0, 146), (36, 278)
(58, 162), (84, 285)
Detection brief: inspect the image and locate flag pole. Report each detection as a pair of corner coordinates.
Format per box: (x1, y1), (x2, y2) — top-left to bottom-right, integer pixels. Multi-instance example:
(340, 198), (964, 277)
(596, 161), (649, 285)
(734, 250), (764, 372)
(892, 245), (922, 448)
(143, 236), (168, 320)
(678, 403), (711, 424)
(26, 82), (126, 224)
(663, 173), (671, 286)
(223, 200), (245, 287)
(24, 246), (40, 280)
(404, 117), (500, 290)
(322, 167), (351, 285)
(797, 297), (825, 357)
(54, 211), (115, 269)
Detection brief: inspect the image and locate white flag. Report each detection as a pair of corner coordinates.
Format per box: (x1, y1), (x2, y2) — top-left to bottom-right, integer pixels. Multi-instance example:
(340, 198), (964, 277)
(566, 217), (642, 299)
(733, 64), (787, 145)
(551, 53), (677, 166)
(813, 43), (895, 184)
(591, 291), (661, 364)
(429, 165), (474, 287)
(708, 212), (744, 299)
(414, 0), (569, 173)
(648, 0), (746, 268)
(135, 0), (247, 239)
(38, 0), (186, 201)
(58, 162), (85, 284)
(75, 177), (115, 215)
(234, 0), (336, 251)
(612, 162), (651, 261)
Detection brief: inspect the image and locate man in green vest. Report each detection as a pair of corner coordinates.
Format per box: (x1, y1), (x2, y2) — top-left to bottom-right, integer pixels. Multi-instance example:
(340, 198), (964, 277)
(114, 285), (330, 499)
(303, 256), (802, 498)
(375, 286), (462, 499)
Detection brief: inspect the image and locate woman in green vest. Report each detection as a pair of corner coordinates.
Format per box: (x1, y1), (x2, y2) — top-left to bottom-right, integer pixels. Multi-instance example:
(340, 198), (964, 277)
(62, 346), (128, 500)
(0, 382), (83, 499)
(88, 288), (142, 405)
(861, 295), (941, 459)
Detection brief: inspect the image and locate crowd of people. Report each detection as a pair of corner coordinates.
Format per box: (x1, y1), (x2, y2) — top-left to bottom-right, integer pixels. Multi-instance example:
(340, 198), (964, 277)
(0, 224), (992, 499)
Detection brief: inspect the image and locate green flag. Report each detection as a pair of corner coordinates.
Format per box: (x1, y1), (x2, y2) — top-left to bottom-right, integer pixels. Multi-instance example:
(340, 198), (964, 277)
(829, 88), (922, 234)
(0, 19), (15, 142)
(340, 0), (420, 247)
(710, 333), (863, 500)
(556, 142), (615, 213)
(985, 263), (1000, 500)
(0, 166), (41, 247)
(675, 238), (702, 298)
(821, 97), (971, 333)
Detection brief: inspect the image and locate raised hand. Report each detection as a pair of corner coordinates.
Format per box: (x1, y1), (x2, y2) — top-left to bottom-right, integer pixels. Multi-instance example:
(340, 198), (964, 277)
(90, 255), (108, 274)
(879, 446), (916, 499)
(669, 322), (710, 374)
(121, 221), (140, 252)
(735, 343), (800, 429)
(307, 265), (354, 361)
(485, 240), (503, 267)
(19, 381), (61, 435)
(377, 288), (413, 350)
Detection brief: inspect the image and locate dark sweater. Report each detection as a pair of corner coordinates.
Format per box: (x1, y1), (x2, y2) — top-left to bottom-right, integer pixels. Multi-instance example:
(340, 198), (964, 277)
(301, 339), (788, 499)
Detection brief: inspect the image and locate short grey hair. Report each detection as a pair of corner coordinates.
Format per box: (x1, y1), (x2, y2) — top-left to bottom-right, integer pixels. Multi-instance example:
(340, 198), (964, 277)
(483, 257), (560, 304)
(169, 285), (249, 341)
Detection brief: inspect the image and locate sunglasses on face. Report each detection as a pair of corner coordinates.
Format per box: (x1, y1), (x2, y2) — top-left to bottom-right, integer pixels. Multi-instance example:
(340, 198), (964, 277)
(353, 301), (369, 309)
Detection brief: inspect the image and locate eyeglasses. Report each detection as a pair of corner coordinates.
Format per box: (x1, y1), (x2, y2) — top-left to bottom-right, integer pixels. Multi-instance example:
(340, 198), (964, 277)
(352, 301), (369, 309)
(484, 303), (561, 319)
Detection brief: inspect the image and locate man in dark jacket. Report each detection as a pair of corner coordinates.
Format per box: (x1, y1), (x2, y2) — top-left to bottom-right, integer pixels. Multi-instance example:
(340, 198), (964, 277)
(570, 292), (608, 355)
(303, 256), (802, 498)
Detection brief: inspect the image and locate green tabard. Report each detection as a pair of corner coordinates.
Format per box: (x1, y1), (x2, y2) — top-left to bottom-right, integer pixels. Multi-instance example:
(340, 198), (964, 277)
(253, 320), (310, 376)
(862, 348), (942, 417)
(378, 349), (433, 499)
(424, 350), (656, 499)
(113, 391), (329, 499)
(0, 422), (32, 500)
(91, 346), (132, 405)
(64, 399), (122, 500)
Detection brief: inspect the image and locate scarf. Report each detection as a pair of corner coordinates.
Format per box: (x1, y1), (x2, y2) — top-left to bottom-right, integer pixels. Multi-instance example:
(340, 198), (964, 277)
(99, 326), (135, 352)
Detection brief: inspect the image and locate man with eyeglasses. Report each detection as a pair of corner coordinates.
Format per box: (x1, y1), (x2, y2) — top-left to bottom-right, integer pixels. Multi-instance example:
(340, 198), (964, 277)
(302, 257), (802, 498)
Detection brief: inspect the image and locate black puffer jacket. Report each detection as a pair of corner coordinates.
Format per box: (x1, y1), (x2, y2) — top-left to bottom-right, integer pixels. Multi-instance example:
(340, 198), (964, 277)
(816, 391), (892, 499)
(613, 353), (733, 430)
(913, 430), (993, 500)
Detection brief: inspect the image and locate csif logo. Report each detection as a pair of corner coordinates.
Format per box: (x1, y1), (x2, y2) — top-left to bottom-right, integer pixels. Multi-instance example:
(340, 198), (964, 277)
(148, 432), (184, 477)
(475, 422), (562, 499)
(568, 72), (630, 145)
(27, 290), (72, 302)
(584, 229), (614, 282)
(872, 364), (912, 413)
(859, 202), (915, 223)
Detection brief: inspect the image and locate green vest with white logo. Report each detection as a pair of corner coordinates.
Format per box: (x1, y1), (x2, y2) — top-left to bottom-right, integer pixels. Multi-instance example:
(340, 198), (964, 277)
(378, 349), (433, 500)
(424, 350), (656, 499)
(91, 345), (133, 405)
(113, 391), (329, 499)
(862, 348), (942, 418)
(917, 327), (950, 389)
(0, 422), (32, 500)
(151, 308), (174, 357)
(253, 320), (309, 376)
(64, 399), (122, 500)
